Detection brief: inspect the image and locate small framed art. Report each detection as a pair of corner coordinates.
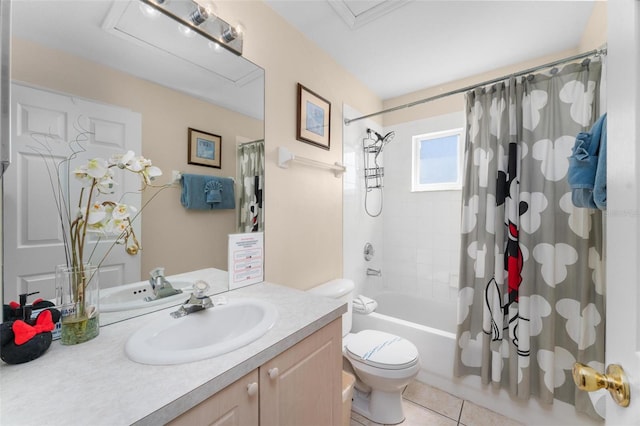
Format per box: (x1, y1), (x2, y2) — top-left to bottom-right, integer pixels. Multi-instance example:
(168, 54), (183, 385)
(188, 128), (222, 169)
(296, 83), (331, 150)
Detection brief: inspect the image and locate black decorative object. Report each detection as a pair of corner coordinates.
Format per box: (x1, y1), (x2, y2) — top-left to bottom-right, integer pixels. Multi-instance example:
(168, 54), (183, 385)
(1, 293), (60, 365)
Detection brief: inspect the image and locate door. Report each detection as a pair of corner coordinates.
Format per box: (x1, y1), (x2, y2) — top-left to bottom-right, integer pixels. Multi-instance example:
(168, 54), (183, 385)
(3, 83), (142, 303)
(603, 0), (640, 424)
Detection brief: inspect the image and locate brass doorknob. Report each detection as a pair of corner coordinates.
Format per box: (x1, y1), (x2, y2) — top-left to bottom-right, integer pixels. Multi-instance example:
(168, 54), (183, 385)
(572, 362), (630, 407)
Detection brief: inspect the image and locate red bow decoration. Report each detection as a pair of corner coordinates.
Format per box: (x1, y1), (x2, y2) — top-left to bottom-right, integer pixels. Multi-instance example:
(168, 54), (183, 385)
(12, 310), (55, 345)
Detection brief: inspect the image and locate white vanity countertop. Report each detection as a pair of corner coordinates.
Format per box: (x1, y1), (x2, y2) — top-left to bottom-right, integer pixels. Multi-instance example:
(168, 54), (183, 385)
(0, 281), (346, 426)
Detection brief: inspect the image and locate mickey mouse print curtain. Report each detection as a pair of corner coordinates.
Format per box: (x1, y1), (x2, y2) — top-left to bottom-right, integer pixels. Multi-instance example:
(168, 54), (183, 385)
(454, 58), (605, 419)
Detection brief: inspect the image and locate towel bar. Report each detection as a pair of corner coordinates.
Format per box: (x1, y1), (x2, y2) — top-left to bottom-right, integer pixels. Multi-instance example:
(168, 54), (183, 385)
(171, 171), (235, 185)
(277, 146), (346, 177)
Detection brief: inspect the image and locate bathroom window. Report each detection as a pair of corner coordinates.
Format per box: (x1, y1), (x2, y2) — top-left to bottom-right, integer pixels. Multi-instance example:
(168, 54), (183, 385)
(411, 128), (463, 192)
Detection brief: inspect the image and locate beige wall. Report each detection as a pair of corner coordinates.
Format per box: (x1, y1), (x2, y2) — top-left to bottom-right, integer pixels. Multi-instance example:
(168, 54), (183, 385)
(382, 2), (607, 126)
(216, 1), (382, 289)
(579, 1), (607, 52)
(11, 38), (263, 277)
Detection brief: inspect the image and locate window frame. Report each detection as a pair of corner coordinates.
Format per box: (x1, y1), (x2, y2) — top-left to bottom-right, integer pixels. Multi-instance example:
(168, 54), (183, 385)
(411, 127), (464, 192)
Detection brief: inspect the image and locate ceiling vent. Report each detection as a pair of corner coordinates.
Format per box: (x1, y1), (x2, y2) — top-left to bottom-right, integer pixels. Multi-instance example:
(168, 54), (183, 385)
(327, 0), (412, 29)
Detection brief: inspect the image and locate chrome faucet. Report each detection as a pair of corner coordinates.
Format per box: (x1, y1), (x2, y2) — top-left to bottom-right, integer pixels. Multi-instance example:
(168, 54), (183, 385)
(366, 268), (382, 277)
(170, 281), (214, 318)
(145, 267), (182, 301)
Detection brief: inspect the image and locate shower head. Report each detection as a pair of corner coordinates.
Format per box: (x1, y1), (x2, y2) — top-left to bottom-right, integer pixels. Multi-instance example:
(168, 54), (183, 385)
(379, 131), (395, 146)
(367, 129), (395, 146)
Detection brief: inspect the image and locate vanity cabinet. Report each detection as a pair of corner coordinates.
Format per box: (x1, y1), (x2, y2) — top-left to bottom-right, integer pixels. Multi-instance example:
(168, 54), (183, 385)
(167, 369), (259, 426)
(167, 318), (342, 426)
(260, 318), (342, 426)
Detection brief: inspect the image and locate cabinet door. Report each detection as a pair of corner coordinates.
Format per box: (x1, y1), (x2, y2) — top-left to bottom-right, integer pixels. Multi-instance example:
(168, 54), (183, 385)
(260, 319), (342, 426)
(168, 369), (259, 426)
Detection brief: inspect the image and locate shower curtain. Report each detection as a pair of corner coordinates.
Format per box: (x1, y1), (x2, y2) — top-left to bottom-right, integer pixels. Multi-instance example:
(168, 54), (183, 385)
(237, 140), (264, 233)
(454, 59), (604, 418)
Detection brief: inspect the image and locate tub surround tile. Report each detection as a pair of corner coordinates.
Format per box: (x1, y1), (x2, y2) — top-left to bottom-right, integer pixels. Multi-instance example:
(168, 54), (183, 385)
(403, 380), (463, 421)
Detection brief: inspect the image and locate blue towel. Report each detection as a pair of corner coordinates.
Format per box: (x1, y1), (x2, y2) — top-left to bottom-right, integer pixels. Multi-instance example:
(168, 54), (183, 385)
(180, 174), (236, 210)
(205, 180), (223, 203)
(568, 114), (607, 210)
(593, 116), (607, 210)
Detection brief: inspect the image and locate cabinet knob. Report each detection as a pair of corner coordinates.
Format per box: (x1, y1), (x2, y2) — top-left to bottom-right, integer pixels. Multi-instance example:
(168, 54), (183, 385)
(247, 382), (258, 397)
(268, 367), (279, 379)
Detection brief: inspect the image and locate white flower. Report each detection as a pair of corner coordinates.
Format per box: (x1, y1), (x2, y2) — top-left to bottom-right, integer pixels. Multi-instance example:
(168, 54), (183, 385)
(111, 150), (135, 169)
(85, 158), (109, 179)
(86, 203), (107, 226)
(105, 218), (129, 235)
(95, 169), (116, 194)
(111, 203), (136, 220)
(73, 165), (93, 186)
(142, 165), (162, 184)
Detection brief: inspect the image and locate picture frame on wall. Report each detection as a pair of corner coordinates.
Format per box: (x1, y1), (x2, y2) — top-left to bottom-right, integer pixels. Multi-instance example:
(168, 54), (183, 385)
(296, 83), (331, 150)
(188, 127), (222, 169)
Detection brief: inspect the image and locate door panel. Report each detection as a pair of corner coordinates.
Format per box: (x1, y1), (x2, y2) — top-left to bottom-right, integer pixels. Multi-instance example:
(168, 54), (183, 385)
(604, 0), (640, 423)
(4, 83), (141, 303)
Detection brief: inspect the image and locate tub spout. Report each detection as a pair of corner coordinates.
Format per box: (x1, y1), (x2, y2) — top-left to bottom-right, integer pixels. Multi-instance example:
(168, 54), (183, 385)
(366, 268), (382, 277)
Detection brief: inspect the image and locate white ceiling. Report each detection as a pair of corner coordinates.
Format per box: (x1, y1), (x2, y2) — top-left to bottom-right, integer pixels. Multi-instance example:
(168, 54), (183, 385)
(264, 0), (598, 100)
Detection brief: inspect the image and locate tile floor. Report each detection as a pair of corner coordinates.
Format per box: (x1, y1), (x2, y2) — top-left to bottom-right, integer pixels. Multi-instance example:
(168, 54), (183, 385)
(350, 381), (524, 426)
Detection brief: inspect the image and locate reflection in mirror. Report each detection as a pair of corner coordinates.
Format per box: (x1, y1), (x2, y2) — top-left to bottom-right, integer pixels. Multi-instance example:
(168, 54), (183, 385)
(3, 0), (265, 325)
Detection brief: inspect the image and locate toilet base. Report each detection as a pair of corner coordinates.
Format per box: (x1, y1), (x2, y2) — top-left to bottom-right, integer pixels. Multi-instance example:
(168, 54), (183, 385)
(351, 386), (405, 425)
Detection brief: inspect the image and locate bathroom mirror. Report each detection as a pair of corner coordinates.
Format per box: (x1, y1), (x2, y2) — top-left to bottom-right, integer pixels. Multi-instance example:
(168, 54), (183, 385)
(3, 0), (265, 325)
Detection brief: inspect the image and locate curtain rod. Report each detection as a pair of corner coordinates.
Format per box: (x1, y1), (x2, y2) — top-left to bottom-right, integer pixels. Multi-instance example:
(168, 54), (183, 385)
(237, 139), (264, 147)
(344, 47), (607, 126)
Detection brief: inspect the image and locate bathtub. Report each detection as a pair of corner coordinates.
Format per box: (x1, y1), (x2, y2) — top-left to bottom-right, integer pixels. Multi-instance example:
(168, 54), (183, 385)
(351, 291), (601, 426)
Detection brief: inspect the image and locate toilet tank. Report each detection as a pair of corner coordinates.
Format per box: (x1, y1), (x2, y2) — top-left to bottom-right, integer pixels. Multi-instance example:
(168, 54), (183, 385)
(308, 278), (355, 336)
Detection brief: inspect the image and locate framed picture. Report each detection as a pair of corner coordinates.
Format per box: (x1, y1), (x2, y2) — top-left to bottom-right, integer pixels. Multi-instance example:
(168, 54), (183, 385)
(296, 83), (331, 150)
(188, 128), (222, 169)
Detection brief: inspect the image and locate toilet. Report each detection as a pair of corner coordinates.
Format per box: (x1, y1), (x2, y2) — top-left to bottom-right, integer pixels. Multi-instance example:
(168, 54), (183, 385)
(308, 279), (420, 425)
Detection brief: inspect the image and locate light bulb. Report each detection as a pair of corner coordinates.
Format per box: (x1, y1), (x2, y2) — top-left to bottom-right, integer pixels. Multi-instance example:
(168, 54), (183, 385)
(221, 20), (244, 43)
(193, 0), (217, 20)
(221, 25), (238, 42)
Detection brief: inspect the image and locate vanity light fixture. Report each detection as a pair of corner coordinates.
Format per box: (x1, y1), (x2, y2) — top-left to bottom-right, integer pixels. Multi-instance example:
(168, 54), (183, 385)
(139, 0), (244, 56)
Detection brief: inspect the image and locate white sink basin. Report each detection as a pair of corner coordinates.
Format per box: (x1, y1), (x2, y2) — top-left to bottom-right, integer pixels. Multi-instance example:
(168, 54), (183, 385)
(124, 298), (278, 365)
(100, 281), (193, 312)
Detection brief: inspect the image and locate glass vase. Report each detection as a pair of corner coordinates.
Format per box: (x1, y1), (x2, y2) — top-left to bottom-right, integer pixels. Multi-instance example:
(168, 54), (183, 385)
(56, 263), (100, 345)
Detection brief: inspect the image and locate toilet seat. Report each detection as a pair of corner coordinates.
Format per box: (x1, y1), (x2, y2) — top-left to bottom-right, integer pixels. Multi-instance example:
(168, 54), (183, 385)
(345, 330), (418, 370)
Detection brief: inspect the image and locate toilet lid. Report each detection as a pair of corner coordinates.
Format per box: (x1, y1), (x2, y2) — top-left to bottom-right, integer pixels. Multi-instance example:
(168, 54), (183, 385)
(346, 330), (418, 370)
